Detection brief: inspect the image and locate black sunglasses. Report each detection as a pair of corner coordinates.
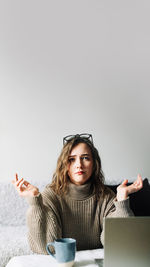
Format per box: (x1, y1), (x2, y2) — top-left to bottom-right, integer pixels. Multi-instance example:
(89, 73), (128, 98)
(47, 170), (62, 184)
(63, 133), (93, 145)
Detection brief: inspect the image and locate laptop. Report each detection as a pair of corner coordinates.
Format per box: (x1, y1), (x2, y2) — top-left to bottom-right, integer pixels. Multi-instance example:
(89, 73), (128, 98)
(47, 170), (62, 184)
(104, 217), (150, 267)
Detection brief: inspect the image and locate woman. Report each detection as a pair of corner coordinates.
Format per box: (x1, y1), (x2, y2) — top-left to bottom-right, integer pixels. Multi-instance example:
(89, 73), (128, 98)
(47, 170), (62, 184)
(12, 133), (143, 254)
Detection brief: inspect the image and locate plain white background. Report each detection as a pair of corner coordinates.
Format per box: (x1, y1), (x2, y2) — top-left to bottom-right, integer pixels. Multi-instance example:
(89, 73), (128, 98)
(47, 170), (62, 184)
(0, 0), (150, 183)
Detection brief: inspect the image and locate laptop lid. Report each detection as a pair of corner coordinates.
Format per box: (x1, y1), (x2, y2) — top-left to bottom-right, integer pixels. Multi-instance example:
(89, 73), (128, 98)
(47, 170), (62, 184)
(104, 217), (150, 267)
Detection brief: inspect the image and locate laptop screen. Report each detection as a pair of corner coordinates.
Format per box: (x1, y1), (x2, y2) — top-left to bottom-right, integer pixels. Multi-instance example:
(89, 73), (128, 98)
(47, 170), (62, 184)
(104, 217), (150, 267)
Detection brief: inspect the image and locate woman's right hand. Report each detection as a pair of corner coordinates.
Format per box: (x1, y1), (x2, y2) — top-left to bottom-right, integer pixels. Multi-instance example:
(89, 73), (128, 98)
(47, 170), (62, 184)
(12, 173), (39, 198)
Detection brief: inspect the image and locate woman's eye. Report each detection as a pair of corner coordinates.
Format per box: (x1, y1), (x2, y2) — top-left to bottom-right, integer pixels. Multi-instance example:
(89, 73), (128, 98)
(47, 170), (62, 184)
(81, 156), (89, 160)
(68, 158), (75, 162)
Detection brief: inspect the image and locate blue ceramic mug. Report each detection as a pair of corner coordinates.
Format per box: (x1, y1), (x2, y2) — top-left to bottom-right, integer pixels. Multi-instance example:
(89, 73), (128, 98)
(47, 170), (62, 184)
(46, 238), (76, 267)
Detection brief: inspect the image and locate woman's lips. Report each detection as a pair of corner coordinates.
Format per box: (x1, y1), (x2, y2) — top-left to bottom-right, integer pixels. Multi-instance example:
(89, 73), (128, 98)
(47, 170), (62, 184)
(75, 171), (85, 175)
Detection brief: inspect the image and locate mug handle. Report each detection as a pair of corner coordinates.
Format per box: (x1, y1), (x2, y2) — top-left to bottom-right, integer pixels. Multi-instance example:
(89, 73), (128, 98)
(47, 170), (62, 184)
(46, 242), (56, 258)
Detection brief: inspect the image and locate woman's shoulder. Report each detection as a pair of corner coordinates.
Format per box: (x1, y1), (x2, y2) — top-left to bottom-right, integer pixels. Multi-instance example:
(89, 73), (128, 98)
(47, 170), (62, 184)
(41, 184), (63, 212)
(41, 183), (61, 203)
(103, 185), (116, 200)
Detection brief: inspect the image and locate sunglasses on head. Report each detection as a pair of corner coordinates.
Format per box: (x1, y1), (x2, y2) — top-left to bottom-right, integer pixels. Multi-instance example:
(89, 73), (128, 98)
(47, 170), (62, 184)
(63, 133), (93, 145)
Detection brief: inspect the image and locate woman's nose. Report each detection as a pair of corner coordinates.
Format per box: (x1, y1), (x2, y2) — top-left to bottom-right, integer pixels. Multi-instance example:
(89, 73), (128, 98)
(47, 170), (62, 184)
(76, 158), (82, 168)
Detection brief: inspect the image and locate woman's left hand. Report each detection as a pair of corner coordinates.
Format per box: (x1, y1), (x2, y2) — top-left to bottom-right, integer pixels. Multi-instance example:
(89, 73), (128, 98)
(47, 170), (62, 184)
(116, 174), (143, 201)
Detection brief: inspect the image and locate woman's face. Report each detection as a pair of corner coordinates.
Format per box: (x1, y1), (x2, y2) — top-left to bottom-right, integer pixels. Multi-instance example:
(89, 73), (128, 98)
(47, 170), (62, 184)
(67, 142), (93, 185)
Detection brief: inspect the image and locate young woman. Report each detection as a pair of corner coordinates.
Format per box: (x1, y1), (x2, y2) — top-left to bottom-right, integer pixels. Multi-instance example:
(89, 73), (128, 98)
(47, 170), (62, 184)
(12, 134), (143, 254)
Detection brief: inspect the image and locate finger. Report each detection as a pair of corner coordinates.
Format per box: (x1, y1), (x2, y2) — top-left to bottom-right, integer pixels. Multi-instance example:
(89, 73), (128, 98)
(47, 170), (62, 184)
(121, 179), (128, 185)
(16, 178), (24, 187)
(16, 173), (18, 181)
(136, 174), (143, 188)
(18, 180), (27, 191)
(138, 174), (143, 183)
(12, 173), (19, 184)
(19, 179), (29, 188)
(24, 181), (29, 186)
(134, 174), (143, 187)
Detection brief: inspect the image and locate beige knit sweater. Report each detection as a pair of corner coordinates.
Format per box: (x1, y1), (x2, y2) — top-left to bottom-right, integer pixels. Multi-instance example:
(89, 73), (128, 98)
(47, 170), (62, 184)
(26, 181), (133, 254)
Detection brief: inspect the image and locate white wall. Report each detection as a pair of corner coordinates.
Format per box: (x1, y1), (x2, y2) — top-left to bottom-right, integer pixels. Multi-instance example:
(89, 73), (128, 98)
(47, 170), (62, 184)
(0, 0), (150, 183)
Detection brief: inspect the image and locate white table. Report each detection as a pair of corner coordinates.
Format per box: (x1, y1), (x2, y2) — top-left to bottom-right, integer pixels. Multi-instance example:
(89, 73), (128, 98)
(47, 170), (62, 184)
(6, 249), (104, 267)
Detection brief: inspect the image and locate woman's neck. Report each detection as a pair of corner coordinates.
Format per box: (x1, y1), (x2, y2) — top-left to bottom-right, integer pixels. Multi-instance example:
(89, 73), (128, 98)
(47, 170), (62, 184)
(66, 180), (94, 200)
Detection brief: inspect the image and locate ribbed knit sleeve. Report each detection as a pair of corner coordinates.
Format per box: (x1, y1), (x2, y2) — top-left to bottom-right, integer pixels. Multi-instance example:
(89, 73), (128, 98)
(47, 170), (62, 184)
(100, 188), (134, 246)
(26, 187), (62, 254)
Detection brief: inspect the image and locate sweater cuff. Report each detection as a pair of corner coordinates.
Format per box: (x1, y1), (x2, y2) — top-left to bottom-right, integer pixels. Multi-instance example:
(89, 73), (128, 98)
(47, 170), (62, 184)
(113, 197), (130, 210)
(26, 193), (43, 206)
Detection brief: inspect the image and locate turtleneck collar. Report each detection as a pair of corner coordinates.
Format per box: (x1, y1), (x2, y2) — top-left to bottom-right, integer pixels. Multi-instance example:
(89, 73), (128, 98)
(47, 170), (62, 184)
(66, 180), (94, 200)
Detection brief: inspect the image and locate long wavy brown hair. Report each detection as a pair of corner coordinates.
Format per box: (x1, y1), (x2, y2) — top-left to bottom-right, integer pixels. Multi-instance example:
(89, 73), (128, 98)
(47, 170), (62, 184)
(50, 137), (106, 199)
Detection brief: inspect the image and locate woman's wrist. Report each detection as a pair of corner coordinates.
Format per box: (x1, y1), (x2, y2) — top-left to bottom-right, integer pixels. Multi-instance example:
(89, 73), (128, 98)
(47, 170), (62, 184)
(26, 192), (42, 205)
(116, 191), (128, 201)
